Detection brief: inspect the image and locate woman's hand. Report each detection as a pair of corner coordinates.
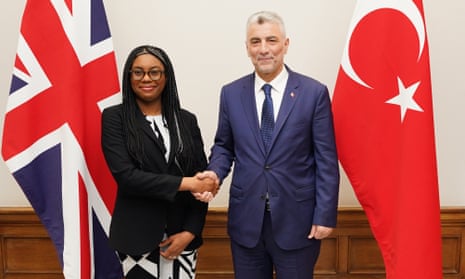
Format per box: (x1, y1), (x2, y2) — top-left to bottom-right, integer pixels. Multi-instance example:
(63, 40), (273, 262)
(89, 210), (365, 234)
(191, 171), (220, 202)
(159, 231), (195, 260)
(179, 173), (219, 194)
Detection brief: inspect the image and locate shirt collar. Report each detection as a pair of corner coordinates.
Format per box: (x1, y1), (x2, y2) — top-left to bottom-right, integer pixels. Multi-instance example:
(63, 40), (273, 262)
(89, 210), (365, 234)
(254, 66), (289, 95)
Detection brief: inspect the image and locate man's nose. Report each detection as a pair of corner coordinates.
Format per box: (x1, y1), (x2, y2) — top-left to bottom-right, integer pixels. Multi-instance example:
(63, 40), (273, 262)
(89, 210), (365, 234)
(259, 42), (269, 53)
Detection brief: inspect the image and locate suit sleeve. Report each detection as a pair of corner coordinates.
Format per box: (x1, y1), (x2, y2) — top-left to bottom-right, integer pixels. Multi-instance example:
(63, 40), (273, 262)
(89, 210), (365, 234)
(208, 87), (235, 182)
(312, 85), (340, 227)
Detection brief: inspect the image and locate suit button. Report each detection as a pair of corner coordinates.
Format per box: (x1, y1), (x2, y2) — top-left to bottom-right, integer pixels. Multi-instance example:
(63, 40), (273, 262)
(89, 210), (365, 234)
(264, 165), (271, 170)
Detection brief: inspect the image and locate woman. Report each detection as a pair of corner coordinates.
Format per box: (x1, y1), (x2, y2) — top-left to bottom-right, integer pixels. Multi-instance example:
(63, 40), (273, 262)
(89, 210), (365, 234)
(101, 45), (217, 279)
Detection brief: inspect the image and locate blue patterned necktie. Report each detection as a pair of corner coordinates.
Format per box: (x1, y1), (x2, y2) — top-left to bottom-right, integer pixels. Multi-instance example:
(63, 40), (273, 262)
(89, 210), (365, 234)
(261, 83), (274, 151)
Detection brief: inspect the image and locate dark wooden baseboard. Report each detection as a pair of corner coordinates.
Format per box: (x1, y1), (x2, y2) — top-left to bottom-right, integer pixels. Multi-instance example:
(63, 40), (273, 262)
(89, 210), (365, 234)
(0, 207), (464, 279)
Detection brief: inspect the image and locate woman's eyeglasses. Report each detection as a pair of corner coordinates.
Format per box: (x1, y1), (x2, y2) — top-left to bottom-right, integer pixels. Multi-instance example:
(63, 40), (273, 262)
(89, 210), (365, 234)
(130, 69), (164, 81)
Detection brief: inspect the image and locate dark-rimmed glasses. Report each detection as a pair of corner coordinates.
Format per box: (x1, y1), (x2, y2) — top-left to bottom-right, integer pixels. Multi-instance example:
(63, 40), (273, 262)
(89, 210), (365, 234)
(130, 69), (164, 81)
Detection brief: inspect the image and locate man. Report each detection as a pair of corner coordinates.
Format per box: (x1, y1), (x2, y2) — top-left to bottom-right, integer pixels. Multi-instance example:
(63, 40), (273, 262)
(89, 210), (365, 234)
(200, 11), (339, 279)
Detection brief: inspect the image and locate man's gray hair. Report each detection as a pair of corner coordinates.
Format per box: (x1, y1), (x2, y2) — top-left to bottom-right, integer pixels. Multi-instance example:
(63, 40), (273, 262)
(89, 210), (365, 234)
(246, 11), (286, 38)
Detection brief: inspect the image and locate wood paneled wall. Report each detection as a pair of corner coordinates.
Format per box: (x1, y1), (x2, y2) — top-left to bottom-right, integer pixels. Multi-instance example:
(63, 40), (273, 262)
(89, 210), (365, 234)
(0, 207), (464, 279)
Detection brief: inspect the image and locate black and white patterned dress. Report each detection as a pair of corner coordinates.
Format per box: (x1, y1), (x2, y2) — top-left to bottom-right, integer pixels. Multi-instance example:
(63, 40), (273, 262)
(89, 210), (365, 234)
(118, 249), (197, 279)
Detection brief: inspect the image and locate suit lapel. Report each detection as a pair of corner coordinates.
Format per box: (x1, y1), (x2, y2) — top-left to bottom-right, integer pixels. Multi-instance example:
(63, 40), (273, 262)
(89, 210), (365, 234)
(270, 70), (300, 149)
(240, 74), (268, 155)
(137, 111), (168, 159)
(239, 70), (300, 155)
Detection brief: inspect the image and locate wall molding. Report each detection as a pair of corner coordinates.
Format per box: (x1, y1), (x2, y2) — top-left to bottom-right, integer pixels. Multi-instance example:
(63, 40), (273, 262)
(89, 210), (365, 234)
(0, 207), (464, 279)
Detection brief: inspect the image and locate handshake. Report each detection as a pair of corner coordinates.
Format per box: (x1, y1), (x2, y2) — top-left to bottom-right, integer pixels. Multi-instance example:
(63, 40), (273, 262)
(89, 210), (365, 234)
(188, 171), (220, 203)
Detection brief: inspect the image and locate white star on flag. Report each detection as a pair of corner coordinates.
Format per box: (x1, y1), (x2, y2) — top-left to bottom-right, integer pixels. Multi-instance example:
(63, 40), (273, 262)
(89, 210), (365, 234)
(332, 1), (442, 277)
(386, 77), (423, 122)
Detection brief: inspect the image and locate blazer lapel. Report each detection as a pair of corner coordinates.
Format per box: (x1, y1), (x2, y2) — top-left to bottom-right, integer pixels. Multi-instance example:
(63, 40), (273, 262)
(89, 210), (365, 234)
(137, 111), (168, 158)
(240, 75), (268, 155)
(270, 69), (300, 149)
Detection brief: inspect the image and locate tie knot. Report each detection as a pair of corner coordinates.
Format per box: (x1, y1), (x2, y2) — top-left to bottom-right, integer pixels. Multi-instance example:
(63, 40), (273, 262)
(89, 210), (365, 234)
(262, 84), (272, 97)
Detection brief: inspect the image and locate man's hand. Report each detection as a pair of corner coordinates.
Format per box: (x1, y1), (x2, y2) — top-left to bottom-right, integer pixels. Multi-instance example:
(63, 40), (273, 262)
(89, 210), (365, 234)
(192, 191), (214, 203)
(308, 225), (333, 240)
(180, 173), (218, 195)
(196, 171), (219, 185)
(192, 171), (220, 202)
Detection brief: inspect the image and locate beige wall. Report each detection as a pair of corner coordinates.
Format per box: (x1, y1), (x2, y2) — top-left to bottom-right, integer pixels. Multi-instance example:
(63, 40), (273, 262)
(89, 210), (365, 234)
(0, 1), (464, 207)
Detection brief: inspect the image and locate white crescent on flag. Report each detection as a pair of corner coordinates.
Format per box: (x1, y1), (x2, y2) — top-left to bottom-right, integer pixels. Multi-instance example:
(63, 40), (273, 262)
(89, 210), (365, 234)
(332, 0), (442, 277)
(341, 0), (426, 89)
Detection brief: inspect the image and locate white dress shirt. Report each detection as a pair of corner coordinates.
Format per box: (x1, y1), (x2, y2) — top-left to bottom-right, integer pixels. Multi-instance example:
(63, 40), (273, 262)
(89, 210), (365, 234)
(254, 68), (289, 126)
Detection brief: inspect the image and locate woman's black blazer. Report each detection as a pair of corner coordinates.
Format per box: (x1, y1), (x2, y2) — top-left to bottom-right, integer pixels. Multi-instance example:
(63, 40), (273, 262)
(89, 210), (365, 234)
(101, 104), (208, 255)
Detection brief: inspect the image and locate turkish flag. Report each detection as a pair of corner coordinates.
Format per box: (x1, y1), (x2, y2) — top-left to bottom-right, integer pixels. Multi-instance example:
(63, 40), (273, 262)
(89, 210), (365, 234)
(332, 1), (442, 278)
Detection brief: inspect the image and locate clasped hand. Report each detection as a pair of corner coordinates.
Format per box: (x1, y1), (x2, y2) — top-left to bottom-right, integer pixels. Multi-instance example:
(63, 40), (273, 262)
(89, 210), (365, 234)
(191, 171), (219, 203)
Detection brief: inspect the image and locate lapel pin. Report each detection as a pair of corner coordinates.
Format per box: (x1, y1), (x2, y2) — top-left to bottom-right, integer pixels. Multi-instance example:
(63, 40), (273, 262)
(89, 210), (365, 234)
(290, 92), (295, 98)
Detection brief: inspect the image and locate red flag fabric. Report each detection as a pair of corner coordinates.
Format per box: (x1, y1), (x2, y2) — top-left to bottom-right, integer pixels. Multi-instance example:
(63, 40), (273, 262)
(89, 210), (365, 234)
(332, 1), (442, 278)
(1, 1), (122, 278)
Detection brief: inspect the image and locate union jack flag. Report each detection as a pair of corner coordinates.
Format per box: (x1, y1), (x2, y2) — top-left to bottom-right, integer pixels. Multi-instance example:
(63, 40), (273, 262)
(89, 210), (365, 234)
(1, 1), (123, 278)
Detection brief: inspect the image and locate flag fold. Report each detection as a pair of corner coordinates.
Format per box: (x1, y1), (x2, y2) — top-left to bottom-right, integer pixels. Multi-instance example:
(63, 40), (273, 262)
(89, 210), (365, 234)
(332, 1), (442, 278)
(1, 1), (122, 278)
